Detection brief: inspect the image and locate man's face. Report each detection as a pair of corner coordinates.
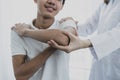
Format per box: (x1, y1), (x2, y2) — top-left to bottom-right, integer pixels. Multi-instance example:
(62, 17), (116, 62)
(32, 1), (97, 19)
(34, 0), (63, 18)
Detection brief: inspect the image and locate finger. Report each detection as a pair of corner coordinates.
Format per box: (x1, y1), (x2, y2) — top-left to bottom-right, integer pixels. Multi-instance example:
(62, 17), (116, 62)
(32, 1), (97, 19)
(75, 21), (78, 24)
(50, 40), (71, 53)
(62, 31), (76, 39)
(22, 23), (28, 28)
(47, 40), (58, 48)
(74, 29), (78, 36)
(47, 41), (53, 46)
(28, 24), (33, 29)
(11, 26), (15, 30)
(59, 18), (65, 24)
(50, 40), (69, 51)
(50, 40), (60, 48)
(15, 23), (22, 26)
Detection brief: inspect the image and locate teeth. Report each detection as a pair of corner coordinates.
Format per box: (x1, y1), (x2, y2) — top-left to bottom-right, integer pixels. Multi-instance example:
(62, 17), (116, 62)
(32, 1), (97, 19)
(48, 7), (54, 10)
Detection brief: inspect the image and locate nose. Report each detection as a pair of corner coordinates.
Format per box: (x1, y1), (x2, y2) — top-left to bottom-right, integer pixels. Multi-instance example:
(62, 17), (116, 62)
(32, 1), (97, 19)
(47, 0), (56, 5)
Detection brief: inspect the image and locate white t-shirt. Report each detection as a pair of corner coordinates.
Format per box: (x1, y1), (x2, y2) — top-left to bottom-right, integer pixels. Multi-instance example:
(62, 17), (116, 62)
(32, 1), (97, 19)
(11, 19), (76, 80)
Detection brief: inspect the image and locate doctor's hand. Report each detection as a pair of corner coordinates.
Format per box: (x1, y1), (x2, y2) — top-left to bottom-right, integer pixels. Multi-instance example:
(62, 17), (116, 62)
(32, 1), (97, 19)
(48, 31), (92, 53)
(48, 31), (80, 53)
(11, 23), (33, 36)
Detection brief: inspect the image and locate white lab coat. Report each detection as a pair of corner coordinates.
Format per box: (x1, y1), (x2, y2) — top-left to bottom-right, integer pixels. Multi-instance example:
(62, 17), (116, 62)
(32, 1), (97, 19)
(77, 0), (120, 80)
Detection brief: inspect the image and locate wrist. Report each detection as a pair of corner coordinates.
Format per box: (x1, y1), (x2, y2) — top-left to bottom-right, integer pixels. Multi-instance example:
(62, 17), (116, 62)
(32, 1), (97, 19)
(85, 39), (92, 48)
(82, 39), (92, 48)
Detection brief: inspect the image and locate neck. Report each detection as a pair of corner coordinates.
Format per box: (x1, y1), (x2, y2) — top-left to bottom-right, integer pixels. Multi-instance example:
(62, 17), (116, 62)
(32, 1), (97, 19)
(34, 13), (54, 29)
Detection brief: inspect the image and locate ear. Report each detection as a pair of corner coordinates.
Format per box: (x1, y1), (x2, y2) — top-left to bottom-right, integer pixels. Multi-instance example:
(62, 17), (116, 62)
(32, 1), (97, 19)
(34, 0), (37, 3)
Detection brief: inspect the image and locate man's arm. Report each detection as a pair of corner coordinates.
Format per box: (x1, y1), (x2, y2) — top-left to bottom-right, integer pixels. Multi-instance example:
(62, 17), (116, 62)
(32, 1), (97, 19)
(13, 47), (56, 80)
(24, 29), (70, 46)
(12, 21), (77, 46)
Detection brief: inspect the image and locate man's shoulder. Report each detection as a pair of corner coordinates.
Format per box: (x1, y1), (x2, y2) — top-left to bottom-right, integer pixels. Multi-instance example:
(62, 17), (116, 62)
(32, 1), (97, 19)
(11, 30), (18, 36)
(11, 30), (23, 41)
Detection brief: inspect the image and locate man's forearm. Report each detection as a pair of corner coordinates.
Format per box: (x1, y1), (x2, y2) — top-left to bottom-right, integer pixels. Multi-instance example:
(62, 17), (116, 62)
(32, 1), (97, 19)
(14, 47), (56, 80)
(24, 29), (69, 46)
(24, 29), (56, 42)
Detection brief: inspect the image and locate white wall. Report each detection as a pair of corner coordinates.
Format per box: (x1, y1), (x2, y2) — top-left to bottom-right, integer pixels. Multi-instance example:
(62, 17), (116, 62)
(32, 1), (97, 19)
(0, 0), (102, 80)
(0, 0), (15, 80)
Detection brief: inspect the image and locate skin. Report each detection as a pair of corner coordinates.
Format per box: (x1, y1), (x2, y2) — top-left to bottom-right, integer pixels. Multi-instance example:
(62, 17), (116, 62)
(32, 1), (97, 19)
(12, 22), (76, 46)
(12, 0), (66, 80)
(48, 31), (92, 53)
(12, 1), (109, 80)
(47, 0), (109, 53)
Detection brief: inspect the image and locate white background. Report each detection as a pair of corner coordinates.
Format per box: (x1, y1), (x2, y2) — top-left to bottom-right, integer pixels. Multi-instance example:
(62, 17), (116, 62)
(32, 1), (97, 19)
(0, 0), (102, 80)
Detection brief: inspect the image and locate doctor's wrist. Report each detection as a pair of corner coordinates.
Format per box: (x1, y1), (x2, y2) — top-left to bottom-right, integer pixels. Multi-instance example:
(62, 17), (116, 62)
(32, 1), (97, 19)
(83, 39), (92, 48)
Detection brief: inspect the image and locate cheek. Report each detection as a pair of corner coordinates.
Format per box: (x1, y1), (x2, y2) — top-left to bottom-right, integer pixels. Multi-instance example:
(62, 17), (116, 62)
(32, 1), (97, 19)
(56, 4), (62, 12)
(38, 3), (44, 11)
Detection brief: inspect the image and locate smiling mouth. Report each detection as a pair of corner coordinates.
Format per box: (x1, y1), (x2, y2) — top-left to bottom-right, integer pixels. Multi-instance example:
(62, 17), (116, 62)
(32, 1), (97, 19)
(45, 4), (56, 12)
(46, 7), (54, 12)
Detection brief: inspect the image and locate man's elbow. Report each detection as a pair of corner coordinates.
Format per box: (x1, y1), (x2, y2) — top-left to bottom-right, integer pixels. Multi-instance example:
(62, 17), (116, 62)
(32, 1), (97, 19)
(15, 74), (28, 80)
(14, 70), (29, 80)
(56, 34), (69, 46)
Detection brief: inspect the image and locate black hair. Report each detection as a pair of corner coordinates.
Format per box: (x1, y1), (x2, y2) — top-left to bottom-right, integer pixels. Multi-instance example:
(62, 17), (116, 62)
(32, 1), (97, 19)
(62, 0), (65, 5)
(104, 0), (109, 4)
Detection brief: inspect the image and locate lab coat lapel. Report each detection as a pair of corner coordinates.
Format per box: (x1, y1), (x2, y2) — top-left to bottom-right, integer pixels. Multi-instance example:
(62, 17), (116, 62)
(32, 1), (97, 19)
(98, 0), (120, 33)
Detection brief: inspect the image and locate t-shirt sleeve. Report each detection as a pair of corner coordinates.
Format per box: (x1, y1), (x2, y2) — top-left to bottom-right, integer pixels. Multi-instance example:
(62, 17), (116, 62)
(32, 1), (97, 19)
(11, 30), (26, 56)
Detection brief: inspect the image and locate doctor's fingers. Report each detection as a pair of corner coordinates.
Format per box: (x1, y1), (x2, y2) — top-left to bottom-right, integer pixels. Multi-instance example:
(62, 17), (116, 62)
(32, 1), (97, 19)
(62, 31), (77, 41)
(48, 40), (70, 53)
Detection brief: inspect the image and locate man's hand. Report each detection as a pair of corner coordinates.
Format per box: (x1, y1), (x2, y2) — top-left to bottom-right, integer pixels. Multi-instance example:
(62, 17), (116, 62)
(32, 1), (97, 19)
(12, 23), (32, 36)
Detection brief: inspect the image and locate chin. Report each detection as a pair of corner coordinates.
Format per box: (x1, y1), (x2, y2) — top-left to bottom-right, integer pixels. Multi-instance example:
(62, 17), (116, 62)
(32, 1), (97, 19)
(43, 14), (54, 19)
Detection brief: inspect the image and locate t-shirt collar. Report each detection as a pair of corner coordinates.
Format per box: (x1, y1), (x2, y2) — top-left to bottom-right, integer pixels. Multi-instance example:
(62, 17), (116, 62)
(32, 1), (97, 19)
(30, 19), (57, 30)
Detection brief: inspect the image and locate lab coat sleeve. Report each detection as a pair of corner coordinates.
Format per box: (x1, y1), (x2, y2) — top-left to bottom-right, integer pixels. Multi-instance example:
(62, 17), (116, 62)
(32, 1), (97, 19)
(89, 22), (120, 60)
(77, 3), (103, 36)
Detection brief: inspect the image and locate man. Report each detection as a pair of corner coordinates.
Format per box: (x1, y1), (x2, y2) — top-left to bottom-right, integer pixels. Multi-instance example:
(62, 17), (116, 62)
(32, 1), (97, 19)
(48, 0), (120, 80)
(11, 0), (76, 80)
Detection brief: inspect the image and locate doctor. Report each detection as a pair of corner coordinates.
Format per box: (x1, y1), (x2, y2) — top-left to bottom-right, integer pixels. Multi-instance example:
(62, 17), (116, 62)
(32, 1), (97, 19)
(48, 0), (120, 80)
